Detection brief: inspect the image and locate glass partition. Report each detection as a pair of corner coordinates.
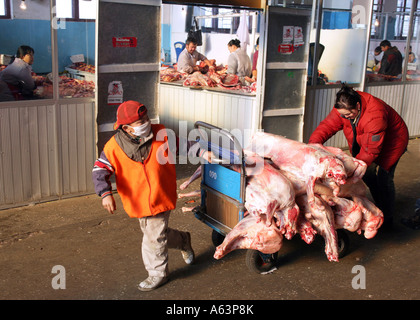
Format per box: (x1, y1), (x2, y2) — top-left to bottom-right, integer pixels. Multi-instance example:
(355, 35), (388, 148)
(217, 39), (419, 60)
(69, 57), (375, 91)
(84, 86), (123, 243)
(406, 12), (420, 80)
(313, 0), (372, 85)
(0, 1), (52, 102)
(367, 0), (420, 83)
(56, 0), (96, 99)
(0, 0), (96, 102)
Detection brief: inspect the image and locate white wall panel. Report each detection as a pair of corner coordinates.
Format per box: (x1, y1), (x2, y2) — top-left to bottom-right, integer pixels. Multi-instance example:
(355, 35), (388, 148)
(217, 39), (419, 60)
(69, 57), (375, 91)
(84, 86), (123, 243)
(0, 100), (96, 209)
(159, 84), (257, 147)
(304, 86), (347, 148)
(401, 83), (420, 137)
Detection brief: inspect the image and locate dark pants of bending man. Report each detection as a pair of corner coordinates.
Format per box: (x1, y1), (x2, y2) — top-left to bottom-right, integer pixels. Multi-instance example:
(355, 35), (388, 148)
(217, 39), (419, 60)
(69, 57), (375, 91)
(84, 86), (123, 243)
(362, 161), (398, 226)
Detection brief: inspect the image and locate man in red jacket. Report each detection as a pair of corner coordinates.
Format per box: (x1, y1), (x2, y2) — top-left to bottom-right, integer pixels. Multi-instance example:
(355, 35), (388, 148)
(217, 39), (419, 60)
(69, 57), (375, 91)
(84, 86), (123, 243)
(309, 85), (409, 228)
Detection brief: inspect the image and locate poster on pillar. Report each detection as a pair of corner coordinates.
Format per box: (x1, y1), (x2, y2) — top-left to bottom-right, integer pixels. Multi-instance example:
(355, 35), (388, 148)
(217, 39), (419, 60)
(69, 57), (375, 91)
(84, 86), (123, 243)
(107, 81), (123, 105)
(279, 25), (304, 55)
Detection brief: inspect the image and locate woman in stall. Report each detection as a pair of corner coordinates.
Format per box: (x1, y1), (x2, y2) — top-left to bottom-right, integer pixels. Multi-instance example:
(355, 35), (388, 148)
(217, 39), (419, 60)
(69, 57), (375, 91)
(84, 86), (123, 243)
(0, 45), (36, 101)
(226, 39), (252, 85)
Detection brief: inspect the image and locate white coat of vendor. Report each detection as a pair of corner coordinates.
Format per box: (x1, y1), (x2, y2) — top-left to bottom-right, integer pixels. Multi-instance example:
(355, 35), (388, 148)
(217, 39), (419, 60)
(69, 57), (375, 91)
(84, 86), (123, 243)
(0, 45), (37, 101)
(226, 39), (252, 84)
(177, 37), (215, 74)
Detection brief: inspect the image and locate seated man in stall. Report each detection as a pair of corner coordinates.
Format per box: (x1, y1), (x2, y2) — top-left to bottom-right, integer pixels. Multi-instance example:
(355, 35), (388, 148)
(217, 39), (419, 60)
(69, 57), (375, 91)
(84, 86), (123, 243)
(177, 37), (214, 74)
(0, 45), (37, 101)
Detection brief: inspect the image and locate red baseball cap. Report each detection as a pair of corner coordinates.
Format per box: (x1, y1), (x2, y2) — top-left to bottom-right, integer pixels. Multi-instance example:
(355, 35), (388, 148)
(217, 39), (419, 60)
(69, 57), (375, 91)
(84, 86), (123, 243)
(113, 101), (147, 130)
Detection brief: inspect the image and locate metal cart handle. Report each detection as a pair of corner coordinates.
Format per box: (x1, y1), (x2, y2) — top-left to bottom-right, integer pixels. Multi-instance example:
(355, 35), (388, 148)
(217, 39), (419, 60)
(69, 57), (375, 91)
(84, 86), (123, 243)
(194, 121), (247, 203)
(194, 121), (245, 168)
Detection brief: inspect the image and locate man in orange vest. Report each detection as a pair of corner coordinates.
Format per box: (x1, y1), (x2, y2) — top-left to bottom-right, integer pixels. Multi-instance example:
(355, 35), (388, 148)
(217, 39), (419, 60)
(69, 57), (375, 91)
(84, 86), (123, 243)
(93, 101), (205, 291)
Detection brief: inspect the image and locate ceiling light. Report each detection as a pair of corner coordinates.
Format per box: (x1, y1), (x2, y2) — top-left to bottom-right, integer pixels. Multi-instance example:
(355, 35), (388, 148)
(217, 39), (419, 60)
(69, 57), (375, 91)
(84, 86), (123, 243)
(20, 0), (27, 10)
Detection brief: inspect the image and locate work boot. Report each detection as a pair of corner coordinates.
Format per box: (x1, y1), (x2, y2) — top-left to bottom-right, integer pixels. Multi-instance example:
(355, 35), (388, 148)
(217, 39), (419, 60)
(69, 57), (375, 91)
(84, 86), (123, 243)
(181, 232), (195, 265)
(138, 276), (168, 292)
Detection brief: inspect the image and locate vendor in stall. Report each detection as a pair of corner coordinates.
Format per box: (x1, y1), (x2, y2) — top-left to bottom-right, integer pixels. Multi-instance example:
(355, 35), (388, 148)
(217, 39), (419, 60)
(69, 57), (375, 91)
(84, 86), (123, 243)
(226, 39), (252, 84)
(378, 40), (403, 77)
(0, 45), (36, 101)
(177, 37), (214, 74)
(309, 84), (409, 230)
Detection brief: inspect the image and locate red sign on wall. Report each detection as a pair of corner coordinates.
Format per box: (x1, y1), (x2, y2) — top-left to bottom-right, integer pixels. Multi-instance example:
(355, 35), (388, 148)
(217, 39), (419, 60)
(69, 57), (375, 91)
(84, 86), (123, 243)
(278, 43), (294, 55)
(112, 37), (138, 48)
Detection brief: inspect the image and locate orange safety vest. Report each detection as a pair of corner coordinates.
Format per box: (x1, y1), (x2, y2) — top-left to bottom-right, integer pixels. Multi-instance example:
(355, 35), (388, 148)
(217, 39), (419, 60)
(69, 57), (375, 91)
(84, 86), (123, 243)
(104, 124), (177, 218)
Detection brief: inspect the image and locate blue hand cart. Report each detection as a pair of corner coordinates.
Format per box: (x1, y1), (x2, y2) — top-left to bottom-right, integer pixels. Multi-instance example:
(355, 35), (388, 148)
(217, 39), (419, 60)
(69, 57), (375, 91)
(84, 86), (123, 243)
(192, 121), (279, 273)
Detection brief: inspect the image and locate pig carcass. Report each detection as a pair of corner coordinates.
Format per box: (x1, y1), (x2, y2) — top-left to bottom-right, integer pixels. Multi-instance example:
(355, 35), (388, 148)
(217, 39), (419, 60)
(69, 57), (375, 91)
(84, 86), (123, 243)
(297, 214), (317, 244)
(160, 68), (183, 82)
(247, 132), (347, 208)
(318, 180), (384, 239)
(214, 214), (284, 260)
(180, 131), (383, 263)
(321, 195), (363, 232)
(351, 195), (384, 239)
(310, 144), (367, 184)
(244, 156), (299, 237)
(296, 194), (339, 262)
(183, 71), (214, 87)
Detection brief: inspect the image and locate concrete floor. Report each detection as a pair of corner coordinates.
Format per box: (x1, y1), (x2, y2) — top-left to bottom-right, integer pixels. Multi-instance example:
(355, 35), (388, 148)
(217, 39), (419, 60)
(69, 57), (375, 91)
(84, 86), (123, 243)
(0, 138), (419, 306)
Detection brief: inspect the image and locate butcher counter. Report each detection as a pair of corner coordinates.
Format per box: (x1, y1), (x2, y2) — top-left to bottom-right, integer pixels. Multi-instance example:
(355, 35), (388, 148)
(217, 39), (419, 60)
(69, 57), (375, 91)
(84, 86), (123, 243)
(159, 80), (260, 148)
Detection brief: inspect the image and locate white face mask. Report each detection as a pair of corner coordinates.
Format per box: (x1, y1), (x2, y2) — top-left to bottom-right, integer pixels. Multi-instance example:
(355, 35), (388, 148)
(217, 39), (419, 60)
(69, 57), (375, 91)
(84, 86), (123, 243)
(128, 120), (151, 137)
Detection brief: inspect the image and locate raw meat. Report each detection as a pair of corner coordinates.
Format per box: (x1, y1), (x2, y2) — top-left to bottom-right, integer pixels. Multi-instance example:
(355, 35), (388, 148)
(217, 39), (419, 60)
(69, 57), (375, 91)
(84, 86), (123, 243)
(317, 180), (384, 238)
(351, 196), (384, 239)
(40, 76), (95, 99)
(296, 194), (339, 262)
(312, 144), (367, 184)
(160, 68), (183, 82)
(244, 156), (299, 235)
(179, 131), (383, 263)
(183, 71), (214, 87)
(207, 68), (225, 84)
(247, 132), (347, 207)
(178, 190), (201, 198)
(323, 195), (363, 232)
(180, 166), (201, 190)
(297, 214), (317, 244)
(179, 65), (256, 92)
(214, 214), (283, 260)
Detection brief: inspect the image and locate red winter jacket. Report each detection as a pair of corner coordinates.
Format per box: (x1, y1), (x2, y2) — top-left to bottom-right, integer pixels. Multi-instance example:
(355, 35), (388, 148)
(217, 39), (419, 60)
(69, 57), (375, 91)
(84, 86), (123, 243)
(308, 91), (409, 171)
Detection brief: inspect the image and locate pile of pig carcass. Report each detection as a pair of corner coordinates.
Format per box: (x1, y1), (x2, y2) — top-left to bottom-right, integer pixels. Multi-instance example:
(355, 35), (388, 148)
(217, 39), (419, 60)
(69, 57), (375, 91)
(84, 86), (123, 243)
(160, 63), (257, 93)
(179, 132), (384, 262)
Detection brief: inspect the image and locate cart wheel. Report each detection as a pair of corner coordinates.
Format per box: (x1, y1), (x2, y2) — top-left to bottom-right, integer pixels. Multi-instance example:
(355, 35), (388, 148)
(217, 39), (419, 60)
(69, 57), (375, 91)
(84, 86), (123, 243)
(245, 250), (278, 274)
(337, 229), (350, 259)
(211, 230), (225, 247)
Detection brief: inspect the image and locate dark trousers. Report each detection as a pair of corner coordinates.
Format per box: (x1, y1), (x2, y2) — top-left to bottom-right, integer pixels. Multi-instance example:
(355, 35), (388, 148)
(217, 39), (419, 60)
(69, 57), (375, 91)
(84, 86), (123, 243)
(362, 162), (398, 224)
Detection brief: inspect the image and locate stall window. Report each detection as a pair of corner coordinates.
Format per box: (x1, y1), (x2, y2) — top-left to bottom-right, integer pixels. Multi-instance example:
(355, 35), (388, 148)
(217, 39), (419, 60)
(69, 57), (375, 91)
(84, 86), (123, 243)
(56, 0), (96, 21)
(367, 0), (420, 83)
(312, 0), (372, 85)
(190, 7), (254, 34)
(56, 0), (96, 98)
(0, 0), (52, 102)
(405, 6), (420, 80)
(0, 0), (10, 19)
